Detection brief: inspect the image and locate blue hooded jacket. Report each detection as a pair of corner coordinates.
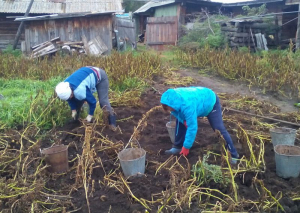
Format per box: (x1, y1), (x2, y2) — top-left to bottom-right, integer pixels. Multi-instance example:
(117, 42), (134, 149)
(160, 87), (216, 149)
(65, 67), (99, 115)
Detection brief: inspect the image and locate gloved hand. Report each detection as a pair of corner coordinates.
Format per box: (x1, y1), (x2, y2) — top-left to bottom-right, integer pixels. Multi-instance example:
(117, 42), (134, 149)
(85, 115), (93, 123)
(71, 110), (77, 120)
(184, 121), (187, 128)
(180, 147), (189, 156)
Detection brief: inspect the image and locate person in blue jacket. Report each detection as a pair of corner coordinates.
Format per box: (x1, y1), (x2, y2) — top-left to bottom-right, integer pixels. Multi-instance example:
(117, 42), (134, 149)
(160, 87), (239, 164)
(55, 66), (116, 128)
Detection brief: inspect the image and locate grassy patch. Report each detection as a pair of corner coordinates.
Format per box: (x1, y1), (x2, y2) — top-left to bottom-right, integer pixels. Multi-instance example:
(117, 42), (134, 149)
(0, 52), (163, 129)
(0, 77), (69, 129)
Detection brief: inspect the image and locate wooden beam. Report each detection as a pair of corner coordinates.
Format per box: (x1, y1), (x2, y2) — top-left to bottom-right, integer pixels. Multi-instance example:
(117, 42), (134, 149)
(296, 4), (300, 49)
(225, 108), (300, 127)
(13, 0), (34, 50)
(147, 21), (176, 24)
(147, 42), (176, 45)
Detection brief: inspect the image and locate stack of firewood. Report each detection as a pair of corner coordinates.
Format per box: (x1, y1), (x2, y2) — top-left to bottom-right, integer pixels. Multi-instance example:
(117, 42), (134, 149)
(31, 35), (109, 58)
(221, 19), (269, 50)
(31, 37), (86, 58)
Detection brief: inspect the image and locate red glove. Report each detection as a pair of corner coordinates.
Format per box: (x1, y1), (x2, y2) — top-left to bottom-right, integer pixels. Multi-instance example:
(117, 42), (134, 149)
(180, 147), (189, 156)
(184, 121), (187, 128)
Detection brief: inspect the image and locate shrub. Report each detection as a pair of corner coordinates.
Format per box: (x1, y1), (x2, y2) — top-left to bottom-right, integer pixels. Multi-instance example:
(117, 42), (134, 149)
(2, 45), (22, 57)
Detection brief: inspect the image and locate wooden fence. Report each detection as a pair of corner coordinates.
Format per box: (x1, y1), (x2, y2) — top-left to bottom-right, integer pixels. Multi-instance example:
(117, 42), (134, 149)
(146, 16), (178, 51)
(115, 18), (136, 49)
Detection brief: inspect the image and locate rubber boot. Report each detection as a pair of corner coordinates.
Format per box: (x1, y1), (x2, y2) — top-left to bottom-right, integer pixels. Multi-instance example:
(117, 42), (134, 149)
(108, 114), (117, 131)
(231, 153), (239, 165)
(165, 147), (181, 155)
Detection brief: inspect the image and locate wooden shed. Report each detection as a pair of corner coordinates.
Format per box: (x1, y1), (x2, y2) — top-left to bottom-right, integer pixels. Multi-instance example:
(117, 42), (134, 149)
(15, 12), (114, 54)
(133, 0), (222, 51)
(0, 0), (122, 50)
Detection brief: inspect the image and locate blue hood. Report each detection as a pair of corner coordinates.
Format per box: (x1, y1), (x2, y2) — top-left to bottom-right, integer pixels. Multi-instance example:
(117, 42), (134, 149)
(160, 89), (182, 111)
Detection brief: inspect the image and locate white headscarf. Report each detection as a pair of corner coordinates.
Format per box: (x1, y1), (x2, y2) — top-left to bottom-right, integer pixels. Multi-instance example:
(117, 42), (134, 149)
(55, 82), (72, 101)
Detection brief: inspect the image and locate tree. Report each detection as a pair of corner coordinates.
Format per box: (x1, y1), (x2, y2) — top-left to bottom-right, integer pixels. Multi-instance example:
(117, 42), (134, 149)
(123, 0), (145, 13)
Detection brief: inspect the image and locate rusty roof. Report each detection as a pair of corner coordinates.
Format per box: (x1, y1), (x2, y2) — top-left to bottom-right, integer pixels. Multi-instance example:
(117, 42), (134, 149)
(0, 0), (123, 14)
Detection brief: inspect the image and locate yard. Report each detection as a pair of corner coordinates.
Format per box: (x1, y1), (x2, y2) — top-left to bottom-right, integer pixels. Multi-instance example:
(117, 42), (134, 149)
(1, 47), (300, 213)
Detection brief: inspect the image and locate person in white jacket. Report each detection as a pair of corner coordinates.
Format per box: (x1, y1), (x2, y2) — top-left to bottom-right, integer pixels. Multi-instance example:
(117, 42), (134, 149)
(55, 66), (116, 128)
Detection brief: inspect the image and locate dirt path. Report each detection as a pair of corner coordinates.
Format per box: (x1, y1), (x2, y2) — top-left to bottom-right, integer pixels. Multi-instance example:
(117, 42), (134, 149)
(177, 68), (298, 113)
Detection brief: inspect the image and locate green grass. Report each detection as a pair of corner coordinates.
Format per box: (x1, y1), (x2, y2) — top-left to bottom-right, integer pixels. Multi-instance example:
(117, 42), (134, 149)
(0, 77), (69, 129)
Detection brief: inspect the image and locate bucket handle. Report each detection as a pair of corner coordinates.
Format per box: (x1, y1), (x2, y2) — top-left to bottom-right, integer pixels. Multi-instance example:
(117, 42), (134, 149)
(170, 114), (174, 122)
(124, 138), (141, 150)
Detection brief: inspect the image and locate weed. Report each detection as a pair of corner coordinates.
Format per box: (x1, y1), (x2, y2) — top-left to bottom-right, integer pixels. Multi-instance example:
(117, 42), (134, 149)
(192, 154), (230, 186)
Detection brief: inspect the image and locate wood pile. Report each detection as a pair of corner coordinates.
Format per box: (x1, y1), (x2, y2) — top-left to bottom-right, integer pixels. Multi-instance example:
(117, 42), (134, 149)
(221, 19), (269, 51)
(31, 35), (108, 58)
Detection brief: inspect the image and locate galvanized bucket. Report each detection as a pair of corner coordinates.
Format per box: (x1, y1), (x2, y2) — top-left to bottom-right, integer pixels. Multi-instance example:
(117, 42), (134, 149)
(274, 145), (300, 178)
(166, 121), (176, 144)
(118, 147), (146, 178)
(270, 127), (296, 147)
(41, 145), (69, 173)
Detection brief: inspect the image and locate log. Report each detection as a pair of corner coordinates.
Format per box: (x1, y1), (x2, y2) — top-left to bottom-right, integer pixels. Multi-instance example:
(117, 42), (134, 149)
(236, 23), (270, 29)
(230, 41), (254, 47)
(32, 42), (52, 53)
(234, 32), (249, 38)
(221, 27), (239, 32)
(229, 37), (239, 42)
(225, 108), (300, 127)
(224, 32), (235, 37)
(224, 32), (249, 38)
(228, 37), (249, 42)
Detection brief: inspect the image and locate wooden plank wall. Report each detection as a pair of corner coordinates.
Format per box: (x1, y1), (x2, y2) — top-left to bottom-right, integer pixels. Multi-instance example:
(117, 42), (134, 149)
(115, 18), (136, 46)
(24, 14), (113, 53)
(146, 16), (178, 51)
(0, 17), (23, 50)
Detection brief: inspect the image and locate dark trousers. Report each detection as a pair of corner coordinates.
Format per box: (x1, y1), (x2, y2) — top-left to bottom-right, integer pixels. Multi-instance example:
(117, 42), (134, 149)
(173, 95), (238, 158)
(96, 69), (114, 115)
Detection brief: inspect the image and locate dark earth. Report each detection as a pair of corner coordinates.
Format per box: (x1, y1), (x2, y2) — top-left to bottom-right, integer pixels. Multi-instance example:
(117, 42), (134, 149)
(38, 85), (300, 213)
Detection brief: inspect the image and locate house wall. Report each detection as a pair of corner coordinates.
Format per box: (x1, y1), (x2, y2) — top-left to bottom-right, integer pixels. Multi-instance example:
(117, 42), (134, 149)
(0, 14), (24, 50)
(281, 5), (298, 42)
(24, 14), (113, 53)
(154, 4), (178, 17)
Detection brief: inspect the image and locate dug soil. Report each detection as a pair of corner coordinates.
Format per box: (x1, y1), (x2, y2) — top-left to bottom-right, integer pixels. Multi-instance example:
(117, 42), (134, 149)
(41, 86), (300, 213)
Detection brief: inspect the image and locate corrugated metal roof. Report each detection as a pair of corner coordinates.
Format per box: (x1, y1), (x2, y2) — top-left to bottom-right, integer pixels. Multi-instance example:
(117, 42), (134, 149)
(134, 0), (176, 14)
(15, 11), (115, 21)
(0, 0), (123, 14)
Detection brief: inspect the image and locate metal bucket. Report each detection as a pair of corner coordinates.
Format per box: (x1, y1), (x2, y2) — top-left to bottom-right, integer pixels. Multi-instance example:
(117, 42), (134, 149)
(118, 148), (146, 178)
(41, 145), (69, 173)
(166, 121), (176, 144)
(274, 145), (300, 178)
(270, 127), (296, 147)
